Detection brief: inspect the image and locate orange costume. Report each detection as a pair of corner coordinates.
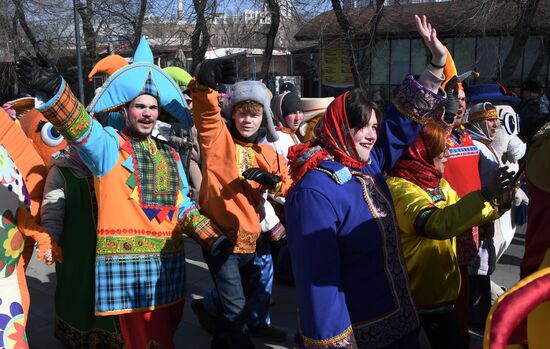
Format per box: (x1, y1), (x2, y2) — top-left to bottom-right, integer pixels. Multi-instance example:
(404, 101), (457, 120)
(189, 80), (291, 253)
(0, 105), (66, 327)
(0, 106), (62, 348)
(34, 36), (224, 349)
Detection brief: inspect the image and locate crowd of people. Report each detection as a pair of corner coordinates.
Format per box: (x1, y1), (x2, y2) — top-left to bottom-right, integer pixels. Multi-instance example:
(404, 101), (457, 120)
(1, 13), (550, 349)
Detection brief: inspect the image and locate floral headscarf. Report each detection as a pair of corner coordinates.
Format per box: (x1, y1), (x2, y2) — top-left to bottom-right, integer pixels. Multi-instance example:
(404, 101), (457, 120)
(388, 123), (445, 189)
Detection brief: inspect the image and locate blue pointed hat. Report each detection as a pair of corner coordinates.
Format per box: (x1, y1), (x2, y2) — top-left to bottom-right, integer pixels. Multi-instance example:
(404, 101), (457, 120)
(468, 84), (520, 106)
(87, 36), (192, 128)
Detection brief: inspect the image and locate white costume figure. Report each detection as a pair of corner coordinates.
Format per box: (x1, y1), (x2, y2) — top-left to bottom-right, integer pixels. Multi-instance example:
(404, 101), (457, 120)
(468, 85), (527, 262)
(0, 145), (60, 349)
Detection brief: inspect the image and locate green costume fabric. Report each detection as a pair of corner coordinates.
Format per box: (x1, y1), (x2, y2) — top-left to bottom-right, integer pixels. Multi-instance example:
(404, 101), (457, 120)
(53, 166), (123, 348)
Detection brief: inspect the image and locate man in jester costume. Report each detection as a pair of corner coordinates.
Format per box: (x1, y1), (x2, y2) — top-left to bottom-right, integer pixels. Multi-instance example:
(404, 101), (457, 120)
(0, 139), (62, 349)
(16, 38), (227, 349)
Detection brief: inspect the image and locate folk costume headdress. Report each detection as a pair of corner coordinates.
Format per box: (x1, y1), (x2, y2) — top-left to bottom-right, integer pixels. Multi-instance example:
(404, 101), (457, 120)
(163, 67), (192, 88)
(87, 36), (192, 128)
(87, 54), (128, 81)
(442, 47), (478, 92)
(467, 102), (499, 143)
(297, 96), (335, 141)
(388, 122), (447, 190)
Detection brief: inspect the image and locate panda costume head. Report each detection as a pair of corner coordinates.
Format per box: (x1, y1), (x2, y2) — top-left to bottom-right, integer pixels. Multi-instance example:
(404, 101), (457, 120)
(467, 84), (525, 167)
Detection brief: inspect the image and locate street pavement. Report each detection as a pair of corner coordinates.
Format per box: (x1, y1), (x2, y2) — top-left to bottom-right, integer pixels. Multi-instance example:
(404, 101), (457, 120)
(25, 226), (526, 349)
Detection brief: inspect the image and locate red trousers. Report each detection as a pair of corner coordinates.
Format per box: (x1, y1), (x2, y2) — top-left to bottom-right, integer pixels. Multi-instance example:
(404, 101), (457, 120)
(118, 300), (185, 349)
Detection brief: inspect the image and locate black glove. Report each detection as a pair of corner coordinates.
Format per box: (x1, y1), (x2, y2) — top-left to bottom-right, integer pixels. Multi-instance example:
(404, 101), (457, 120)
(482, 166), (515, 202)
(443, 75), (459, 124)
(217, 238), (234, 254)
(16, 54), (62, 98)
(242, 168), (281, 190)
(195, 58), (237, 90)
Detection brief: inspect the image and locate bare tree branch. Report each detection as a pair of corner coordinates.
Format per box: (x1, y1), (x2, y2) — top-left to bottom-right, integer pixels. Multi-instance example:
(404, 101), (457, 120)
(500, 0), (540, 84)
(12, 0), (41, 53)
(260, 0), (280, 82)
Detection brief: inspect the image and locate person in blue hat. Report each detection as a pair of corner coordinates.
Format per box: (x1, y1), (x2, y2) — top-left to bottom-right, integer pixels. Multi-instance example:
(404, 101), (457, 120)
(16, 39), (227, 348)
(516, 79), (550, 143)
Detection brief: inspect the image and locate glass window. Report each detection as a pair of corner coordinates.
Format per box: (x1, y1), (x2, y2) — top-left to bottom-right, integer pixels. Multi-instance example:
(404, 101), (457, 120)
(523, 36), (547, 87)
(371, 39), (390, 84)
(500, 36), (523, 85)
(476, 37), (500, 83)
(410, 38), (428, 76)
(390, 39), (410, 84)
(453, 37), (476, 76)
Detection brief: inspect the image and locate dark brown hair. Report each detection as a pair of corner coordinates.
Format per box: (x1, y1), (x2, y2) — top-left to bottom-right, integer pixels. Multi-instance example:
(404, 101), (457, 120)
(345, 89), (382, 129)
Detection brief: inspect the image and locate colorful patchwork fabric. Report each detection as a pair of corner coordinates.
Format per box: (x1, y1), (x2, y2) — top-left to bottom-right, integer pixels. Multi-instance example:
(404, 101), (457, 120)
(96, 236), (184, 255)
(393, 75), (446, 125)
(129, 137), (179, 207)
(180, 206), (225, 253)
(0, 295), (27, 349)
(95, 251), (186, 315)
(39, 81), (91, 142)
(236, 143), (255, 176)
(267, 222), (286, 242)
(119, 134), (180, 222)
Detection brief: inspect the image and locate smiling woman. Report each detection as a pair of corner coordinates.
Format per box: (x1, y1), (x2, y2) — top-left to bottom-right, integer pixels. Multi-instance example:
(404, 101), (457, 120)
(386, 122), (515, 349)
(346, 89), (382, 162)
(284, 15), (450, 349)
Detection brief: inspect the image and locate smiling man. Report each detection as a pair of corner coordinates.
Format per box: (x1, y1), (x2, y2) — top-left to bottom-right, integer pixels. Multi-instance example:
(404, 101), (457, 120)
(16, 39), (226, 349)
(122, 94), (160, 137)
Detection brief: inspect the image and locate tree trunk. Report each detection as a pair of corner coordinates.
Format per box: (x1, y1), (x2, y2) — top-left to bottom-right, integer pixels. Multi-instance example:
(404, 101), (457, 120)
(260, 0), (281, 84)
(77, 0), (97, 63)
(500, 0), (540, 84)
(330, 0), (385, 90)
(131, 0), (148, 50)
(191, 0), (213, 73)
(357, 0), (385, 86)
(330, 0), (362, 89)
(12, 0), (40, 54)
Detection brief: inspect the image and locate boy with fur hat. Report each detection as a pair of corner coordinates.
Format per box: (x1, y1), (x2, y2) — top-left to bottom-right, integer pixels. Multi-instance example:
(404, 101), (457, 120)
(189, 59), (291, 349)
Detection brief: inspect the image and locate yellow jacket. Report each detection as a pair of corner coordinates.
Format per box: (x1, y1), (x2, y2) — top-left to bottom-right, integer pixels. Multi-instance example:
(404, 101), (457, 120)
(387, 176), (501, 310)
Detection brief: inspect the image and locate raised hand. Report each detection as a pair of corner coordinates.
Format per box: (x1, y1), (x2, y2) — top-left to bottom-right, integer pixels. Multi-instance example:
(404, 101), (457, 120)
(16, 54), (62, 98)
(443, 76), (459, 124)
(242, 167), (281, 190)
(196, 58), (237, 90)
(415, 14), (446, 68)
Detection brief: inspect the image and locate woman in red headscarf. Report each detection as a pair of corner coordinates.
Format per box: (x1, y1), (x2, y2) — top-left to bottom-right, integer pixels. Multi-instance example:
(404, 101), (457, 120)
(285, 15), (448, 349)
(386, 122), (514, 349)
